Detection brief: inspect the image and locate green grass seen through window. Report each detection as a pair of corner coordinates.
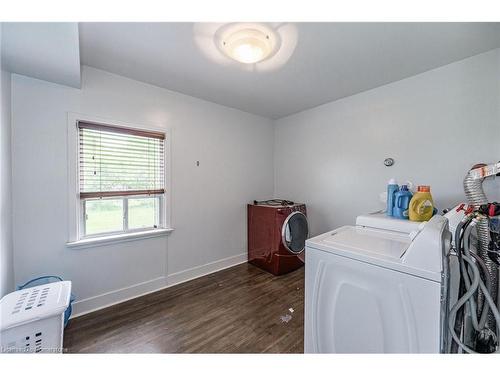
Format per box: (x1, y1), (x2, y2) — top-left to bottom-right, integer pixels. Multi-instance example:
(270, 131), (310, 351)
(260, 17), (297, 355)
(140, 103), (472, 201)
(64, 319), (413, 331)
(85, 198), (157, 235)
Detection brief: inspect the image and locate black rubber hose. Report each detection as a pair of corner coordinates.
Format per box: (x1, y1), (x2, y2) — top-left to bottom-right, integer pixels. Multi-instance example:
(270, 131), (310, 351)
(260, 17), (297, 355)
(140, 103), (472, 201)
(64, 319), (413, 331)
(451, 220), (466, 353)
(452, 219), (476, 352)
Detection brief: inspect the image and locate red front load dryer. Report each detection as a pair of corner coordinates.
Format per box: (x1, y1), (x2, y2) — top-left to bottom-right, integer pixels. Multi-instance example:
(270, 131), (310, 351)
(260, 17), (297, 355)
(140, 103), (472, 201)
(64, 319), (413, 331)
(247, 202), (308, 275)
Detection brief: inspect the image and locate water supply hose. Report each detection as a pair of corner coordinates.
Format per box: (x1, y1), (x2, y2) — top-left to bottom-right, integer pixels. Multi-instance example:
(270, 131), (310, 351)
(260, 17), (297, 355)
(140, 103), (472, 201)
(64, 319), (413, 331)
(448, 255), (500, 353)
(451, 219), (468, 352)
(463, 218), (490, 330)
(454, 217), (479, 331)
(464, 164), (498, 330)
(469, 251), (492, 298)
(468, 252), (492, 330)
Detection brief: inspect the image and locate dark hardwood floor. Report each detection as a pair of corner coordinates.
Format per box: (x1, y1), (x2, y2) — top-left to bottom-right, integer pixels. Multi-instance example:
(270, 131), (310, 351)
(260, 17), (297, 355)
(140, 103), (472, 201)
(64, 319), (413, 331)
(64, 263), (305, 353)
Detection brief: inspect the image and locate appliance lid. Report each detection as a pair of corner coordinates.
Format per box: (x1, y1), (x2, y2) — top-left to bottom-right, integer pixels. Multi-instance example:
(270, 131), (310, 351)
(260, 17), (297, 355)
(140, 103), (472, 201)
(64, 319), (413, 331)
(306, 226), (442, 282)
(356, 213), (422, 234)
(307, 216), (447, 282)
(320, 226), (411, 259)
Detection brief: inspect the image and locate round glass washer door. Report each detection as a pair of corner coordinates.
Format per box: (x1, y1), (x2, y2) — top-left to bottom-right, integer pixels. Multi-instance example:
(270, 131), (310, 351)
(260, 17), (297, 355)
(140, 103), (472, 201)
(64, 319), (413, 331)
(281, 211), (309, 254)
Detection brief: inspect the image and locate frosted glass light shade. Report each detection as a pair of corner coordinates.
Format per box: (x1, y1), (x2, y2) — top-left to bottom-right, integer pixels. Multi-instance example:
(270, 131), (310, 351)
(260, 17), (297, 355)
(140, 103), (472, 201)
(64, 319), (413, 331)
(217, 25), (280, 64)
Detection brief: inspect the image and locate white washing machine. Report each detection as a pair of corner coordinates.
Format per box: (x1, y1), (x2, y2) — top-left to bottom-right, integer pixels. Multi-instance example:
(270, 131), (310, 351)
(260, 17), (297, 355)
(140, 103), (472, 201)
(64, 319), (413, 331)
(304, 213), (452, 353)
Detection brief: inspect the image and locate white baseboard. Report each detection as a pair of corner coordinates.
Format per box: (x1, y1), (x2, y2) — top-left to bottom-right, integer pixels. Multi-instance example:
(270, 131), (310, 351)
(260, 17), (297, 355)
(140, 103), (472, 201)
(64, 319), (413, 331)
(166, 252), (247, 287)
(71, 252), (247, 318)
(71, 276), (167, 318)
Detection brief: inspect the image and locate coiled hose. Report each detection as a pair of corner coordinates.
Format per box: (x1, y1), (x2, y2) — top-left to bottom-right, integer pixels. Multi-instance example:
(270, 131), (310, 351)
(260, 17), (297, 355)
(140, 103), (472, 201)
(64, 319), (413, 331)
(464, 166), (498, 330)
(448, 254), (500, 353)
(462, 220), (490, 330)
(449, 216), (500, 353)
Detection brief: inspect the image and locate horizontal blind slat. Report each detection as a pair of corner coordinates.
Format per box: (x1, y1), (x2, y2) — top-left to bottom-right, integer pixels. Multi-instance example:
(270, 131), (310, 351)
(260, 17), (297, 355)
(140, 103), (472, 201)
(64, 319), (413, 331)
(79, 142), (164, 155)
(80, 189), (165, 199)
(80, 172), (164, 177)
(79, 137), (164, 149)
(79, 135), (165, 146)
(78, 121), (165, 139)
(80, 161), (163, 169)
(80, 130), (165, 142)
(79, 154), (164, 162)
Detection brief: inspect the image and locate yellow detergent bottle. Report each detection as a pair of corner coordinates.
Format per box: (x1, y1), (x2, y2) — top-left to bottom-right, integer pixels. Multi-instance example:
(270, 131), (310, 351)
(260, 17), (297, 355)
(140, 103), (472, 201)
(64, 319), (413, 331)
(409, 185), (434, 222)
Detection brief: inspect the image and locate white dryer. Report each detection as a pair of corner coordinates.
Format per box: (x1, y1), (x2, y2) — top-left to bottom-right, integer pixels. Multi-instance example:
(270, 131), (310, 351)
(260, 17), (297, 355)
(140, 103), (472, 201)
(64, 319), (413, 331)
(304, 213), (452, 353)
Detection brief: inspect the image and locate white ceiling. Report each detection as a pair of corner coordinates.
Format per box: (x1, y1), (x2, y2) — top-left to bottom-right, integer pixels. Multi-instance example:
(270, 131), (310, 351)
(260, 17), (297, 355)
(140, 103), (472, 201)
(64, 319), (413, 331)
(3, 23), (500, 119)
(2, 23), (81, 88)
(79, 22), (500, 119)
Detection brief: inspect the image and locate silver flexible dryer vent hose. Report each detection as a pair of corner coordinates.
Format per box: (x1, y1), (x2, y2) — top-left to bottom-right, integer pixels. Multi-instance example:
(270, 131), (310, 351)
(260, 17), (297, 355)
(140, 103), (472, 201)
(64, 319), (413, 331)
(463, 164), (498, 331)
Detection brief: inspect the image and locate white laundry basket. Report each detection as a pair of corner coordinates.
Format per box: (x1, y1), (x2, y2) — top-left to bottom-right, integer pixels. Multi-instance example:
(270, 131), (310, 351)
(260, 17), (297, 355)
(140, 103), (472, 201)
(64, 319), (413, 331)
(0, 281), (72, 353)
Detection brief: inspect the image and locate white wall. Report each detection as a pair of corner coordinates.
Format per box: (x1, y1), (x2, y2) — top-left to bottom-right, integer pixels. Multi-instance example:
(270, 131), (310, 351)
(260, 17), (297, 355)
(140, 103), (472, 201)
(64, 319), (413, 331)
(275, 49), (500, 236)
(1, 23), (14, 298)
(2, 23), (81, 88)
(0, 69), (13, 299)
(11, 66), (274, 314)
(10, 47), (500, 315)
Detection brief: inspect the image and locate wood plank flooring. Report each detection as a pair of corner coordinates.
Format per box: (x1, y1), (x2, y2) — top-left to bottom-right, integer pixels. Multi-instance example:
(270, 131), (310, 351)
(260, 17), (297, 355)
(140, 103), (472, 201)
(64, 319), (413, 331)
(63, 263), (305, 353)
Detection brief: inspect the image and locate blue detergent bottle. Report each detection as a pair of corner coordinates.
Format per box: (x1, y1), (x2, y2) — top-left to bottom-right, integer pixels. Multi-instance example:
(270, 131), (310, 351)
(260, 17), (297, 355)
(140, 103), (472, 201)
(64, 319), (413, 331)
(386, 178), (399, 216)
(393, 185), (413, 220)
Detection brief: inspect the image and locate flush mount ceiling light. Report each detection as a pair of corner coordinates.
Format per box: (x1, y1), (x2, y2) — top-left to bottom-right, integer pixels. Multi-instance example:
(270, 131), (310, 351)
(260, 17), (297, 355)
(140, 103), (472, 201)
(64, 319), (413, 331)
(194, 23), (296, 71)
(215, 24), (281, 64)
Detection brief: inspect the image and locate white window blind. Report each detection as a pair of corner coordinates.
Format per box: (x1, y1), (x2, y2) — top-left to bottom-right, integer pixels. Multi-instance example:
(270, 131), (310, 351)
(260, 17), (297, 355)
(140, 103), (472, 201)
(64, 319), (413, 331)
(78, 121), (165, 199)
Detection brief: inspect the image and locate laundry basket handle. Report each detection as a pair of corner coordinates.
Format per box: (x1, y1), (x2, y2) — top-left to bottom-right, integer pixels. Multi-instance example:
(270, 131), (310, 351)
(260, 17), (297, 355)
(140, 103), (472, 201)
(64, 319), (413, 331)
(17, 275), (63, 290)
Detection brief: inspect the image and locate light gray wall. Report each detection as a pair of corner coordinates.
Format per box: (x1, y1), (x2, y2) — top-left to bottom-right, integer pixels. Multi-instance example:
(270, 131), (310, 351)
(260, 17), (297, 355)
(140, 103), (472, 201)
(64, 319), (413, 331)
(2, 23), (81, 88)
(275, 49), (500, 237)
(11, 66), (274, 314)
(9, 44), (500, 314)
(1, 23), (14, 298)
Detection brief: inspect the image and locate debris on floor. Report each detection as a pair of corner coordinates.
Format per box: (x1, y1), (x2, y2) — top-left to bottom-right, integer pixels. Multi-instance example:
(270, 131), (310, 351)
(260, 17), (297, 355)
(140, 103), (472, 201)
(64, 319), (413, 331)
(280, 314), (292, 324)
(280, 307), (295, 323)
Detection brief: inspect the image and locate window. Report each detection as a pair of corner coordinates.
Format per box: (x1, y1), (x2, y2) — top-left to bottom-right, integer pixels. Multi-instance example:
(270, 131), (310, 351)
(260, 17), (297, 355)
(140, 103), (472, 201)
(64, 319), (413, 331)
(77, 121), (166, 239)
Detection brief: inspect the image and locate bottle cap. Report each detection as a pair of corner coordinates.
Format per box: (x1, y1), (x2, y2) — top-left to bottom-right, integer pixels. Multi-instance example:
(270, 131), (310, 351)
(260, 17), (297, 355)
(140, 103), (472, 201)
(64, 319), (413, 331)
(401, 185), (409, 191)
(417, 185), (430, 192)
(388, 178), (398, 185)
